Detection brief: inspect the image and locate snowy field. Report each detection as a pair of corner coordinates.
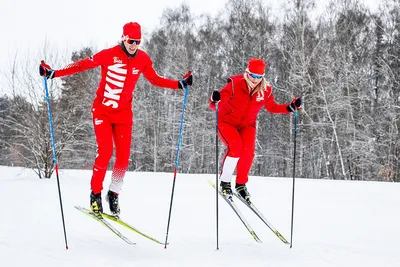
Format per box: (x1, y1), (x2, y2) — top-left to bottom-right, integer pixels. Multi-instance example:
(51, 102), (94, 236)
(0, 166), (399, 267)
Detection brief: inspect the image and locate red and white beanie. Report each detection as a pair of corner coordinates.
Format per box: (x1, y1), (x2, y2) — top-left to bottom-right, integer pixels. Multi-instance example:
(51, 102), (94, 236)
(122, 22), (141, 40)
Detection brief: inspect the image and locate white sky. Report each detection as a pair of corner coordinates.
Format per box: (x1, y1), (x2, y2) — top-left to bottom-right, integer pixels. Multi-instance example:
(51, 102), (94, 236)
(0, 0), (227, 75)
(1, 166), (399, 266)
(0, 0), (379, 93)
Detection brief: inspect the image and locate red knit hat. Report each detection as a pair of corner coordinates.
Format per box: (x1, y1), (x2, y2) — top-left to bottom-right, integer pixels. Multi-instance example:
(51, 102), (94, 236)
(247, 58), (266, 75)
(122, 22), (141, 40)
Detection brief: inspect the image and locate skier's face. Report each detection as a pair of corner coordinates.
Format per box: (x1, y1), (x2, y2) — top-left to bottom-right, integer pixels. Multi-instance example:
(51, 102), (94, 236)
(246, 72), (264, 85)
(124, 39), (140, 54)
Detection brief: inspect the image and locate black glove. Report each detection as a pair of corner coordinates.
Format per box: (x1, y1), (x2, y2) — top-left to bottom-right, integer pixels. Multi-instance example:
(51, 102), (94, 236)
(178, 71), (193, 89)
(39, 60), (55, 79)
(287, 97), (302, 112)
(211, 90), (221, 103)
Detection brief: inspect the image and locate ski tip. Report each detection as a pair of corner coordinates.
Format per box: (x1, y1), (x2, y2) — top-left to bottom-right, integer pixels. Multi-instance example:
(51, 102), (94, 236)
(252, 233), (262, 243)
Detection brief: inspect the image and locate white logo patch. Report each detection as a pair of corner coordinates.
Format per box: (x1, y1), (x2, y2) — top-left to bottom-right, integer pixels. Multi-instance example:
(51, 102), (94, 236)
(113, 57), (122, 64)
(94, 118), (103, 125)
(256, 90), (265, 102)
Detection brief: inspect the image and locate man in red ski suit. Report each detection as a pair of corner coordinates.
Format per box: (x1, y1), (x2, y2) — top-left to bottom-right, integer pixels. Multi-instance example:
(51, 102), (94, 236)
(209, 58), (301, 203)
(40, 22), (193, 215)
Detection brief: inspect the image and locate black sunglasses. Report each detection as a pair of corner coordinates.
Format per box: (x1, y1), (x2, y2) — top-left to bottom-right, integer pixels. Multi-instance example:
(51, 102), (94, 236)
(127, 39), (141, 45)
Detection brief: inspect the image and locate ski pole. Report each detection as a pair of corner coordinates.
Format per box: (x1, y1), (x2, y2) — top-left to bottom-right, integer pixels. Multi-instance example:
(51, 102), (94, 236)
(164, 83), (189, 248)
(215, 102), (219, 250)
(42, 76), (69, 250)
(289, 110), (299, 248)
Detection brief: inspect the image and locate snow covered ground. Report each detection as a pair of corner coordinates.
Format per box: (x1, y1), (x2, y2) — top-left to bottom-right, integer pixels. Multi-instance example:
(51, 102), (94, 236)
(1, 166), (399, 267)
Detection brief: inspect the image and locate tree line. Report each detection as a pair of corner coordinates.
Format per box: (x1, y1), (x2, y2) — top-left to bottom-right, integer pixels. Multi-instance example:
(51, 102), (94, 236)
(0, 0), (398, 181)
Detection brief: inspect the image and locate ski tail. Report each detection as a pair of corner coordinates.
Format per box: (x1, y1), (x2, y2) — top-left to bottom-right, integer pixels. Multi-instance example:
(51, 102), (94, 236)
(74, 206), (135, 245)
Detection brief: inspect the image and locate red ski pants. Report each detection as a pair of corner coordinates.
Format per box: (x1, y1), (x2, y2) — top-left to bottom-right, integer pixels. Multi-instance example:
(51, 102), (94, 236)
(218, 122), (256, 184)
(90, 108), (133, 194)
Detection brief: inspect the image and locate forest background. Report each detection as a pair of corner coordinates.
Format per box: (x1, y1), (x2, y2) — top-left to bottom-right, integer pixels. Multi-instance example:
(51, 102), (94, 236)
(0, 0), (398, 182)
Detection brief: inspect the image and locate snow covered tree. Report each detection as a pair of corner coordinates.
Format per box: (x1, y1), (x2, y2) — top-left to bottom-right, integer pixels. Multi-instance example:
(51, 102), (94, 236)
(57, 47), (99, 169)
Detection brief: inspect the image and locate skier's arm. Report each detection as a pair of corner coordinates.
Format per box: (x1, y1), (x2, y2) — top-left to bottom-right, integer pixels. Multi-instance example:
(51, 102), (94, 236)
(54, 51), (105, 78)
(264, 92), (291, 114)
(209, 82), (233, 111)
(141, 58), (180, 89)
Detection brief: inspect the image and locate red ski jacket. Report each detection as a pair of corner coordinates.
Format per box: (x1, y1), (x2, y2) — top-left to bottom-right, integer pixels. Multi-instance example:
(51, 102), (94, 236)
(54, 44), (180, 111)
(210, 74), (290, 128)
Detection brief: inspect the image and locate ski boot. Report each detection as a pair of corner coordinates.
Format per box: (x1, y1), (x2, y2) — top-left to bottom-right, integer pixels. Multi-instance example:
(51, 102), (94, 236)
(90, 191), (103, 214)
(106, 190), (120, 216)
(220, 181), (233, 199)
(236, 183), (251, 204)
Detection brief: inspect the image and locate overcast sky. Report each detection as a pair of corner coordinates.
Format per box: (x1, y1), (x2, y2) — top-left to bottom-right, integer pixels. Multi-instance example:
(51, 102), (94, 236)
(0, 0), (379, 94)
(0, 0), (226, 73)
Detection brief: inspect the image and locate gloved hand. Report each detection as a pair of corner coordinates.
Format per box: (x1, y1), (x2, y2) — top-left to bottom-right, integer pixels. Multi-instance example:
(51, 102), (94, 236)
(39, 60), (55, 79)
(178, 71), (193, 89)
(210, 90), (221, 103)
(287, 97), (302, 112)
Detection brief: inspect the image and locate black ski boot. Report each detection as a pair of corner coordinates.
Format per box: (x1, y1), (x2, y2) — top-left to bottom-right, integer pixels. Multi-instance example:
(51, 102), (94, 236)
(106, 190), (120, 216)
(90, 191), (103, 214)
(220, 181), (233, 198)
(236, 183), (251, 204)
